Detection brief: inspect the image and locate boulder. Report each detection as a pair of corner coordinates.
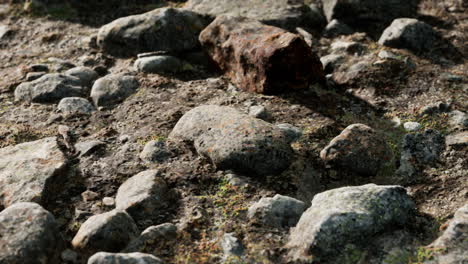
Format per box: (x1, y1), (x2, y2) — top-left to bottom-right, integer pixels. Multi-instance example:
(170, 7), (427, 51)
(287, 184), (415, 261)
(65, 66), (99, 87)
(0, 202), (60, 264)
(0, 137), (67, 208)
(58, 97), (96, 116)
(247, 194), (305, 228)
(199, 16), (324, 94)
(90, 74), (139, 107)
(87, 252), (164, 264)
(124, 223), (177, 253)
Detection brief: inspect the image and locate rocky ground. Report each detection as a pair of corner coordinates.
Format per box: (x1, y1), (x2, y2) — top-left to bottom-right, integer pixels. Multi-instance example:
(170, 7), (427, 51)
(0, 0), (467, 264)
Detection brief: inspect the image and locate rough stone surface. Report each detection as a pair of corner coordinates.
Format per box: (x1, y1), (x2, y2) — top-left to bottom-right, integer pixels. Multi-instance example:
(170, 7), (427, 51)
(15, 73), (85, 103)
(139, 140), (171, 163)
(403, 121), (422, 132)
(446, 131), (468, 147)
(320, 54), (345, 74)
(185, 0), (325, 32)
(0, 137), (67, 208)
(449, 110), (468, 129)
(169, 105), (294, 176)
(75, 140), (105, 157)
(221, 233), (244, 259)
(115, 170), (170, 221)
(65, 66), (99, 87)
(287, 184), (415, 261)
(247, 194), (306, 228)
(90, 74), (139, 107)
(320, 124), (393, 176)
(0, 202), (60, 264)
(275, 123), (303, 143)
(323, 19), (353, 38)
(124, 223), (177, 253)
(248, 105), (268, 120)
(134, 55), (183, 74)
(379, 18), (439, 53)
(97, 7), (210, 56)
(58, 97), (96, 116)
(199, 16), (324, 94)
(87, 252), (164, 264)
(72, 210), (139, 254)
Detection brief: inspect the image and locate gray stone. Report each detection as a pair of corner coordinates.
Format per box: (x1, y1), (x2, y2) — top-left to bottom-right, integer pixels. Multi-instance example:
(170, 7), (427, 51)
(134, 56), (183, 74)
(15, 73), (85, 103)
(0, 137), (67, 208)
(247, 194), (306, 228)
(115, 170), (170, 221)
(446, 131), (468, 147)
(0, 202), (60, 264)
(225, 173), (250, 188)
(139, 140), (171, 163)
(97, 7), (210, 56)
(65, 67), (99, 87)
(378, 50), (401, 60)
(403, 121), (422, 132)
(102, 197), (116, 207)
(275, 123), (302, 143)
(72, 210), (139, 253)
(248, 105), (268, 120)
(320, 124), (394, 176)
(75, 140), (105, 157)
(287, 184), (415, 261)
(47, 58), (76, 72)
(124, 223), (177, 253)
(26, 71), (46, 81)
(449, 110), (468, 129)
(320, 54), (345, 74)
(58, 97), (96, 116)
(379, 18), (439, 53)
(169, 105), (294, 176)
(61, 249), (78, 263)
(221, 233), (244, 258)
(0, 25), (11, 39)
(323, 19), (353, 38)
(330, 40), (365, 55)
(90, 74), (139, 107)
(88, 252), (164, 264)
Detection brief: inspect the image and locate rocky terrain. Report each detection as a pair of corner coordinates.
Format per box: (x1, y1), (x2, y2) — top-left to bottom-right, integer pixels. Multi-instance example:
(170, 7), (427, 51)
(0, 0), (467, 263)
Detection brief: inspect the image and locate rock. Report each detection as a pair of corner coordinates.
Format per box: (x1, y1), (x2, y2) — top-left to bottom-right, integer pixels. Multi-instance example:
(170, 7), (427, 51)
(61, 249), (78, 263)
(47, 58), (76, 72)
(449, 110), (468, 129)
(115, 170), (170, 221)
(225, 173), (250, 188)
(248, 105), (268, 120)
(169, 105), (294, 176)
(0, 137), (67, 208)
(0, 202), (60, 264)
(82, 190), (100, 202)
(102, 197), (116, 207)
(419, 101), (451, 116)
(124, 223), (177, 253)
(275, 123), (303, 143)
(139, 140), (171, 163)
(97, 7), (210, 56)
(379, 18), (439, 53)
(65, 67), (99, 87)
(185, 0), (325, 32)
(15, 73), (85, 103)
(320, 54), (345, 74)
(446, 131), (468, 147)
(199, 16), (324, 94)
(134, 55), (184, 74)
(320, 124), (393, 176)
(287, 184), (415, 261)
(403, 121), (422, 132)
(75, 140), (105, 157)
(221, 233), (244, 259)
(330, 40), (365, 55)
(72, 210), (139, 253)
(247, 194), (305, 228)
(90, 74), (139, 107)
(87, 252), (164, 264)
(0, 24), (11, 39)
(25, 71), (46, 81)
(323, 19), (353, 38)
(378, 50), (401, 60)
(58, 97), (96, 116)
(28, 64), (49, 72)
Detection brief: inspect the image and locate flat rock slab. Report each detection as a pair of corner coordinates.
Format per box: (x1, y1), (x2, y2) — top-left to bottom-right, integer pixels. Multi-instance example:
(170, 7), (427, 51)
(88, 252), (164, 264)
(199, 16), (324, 94)
(97, 7), (210, 56)
(0, 202), (60, 264)
(0, 137), (67, 208)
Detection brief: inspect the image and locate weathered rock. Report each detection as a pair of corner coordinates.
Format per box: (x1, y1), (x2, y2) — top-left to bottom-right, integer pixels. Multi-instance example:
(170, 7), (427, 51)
(403, 121), (422, 132)
(97, 7), (210, 56)
(275, 123), (303, 143)
(220, 233), (244, 259)
(323, 19), (353, 38)
(199, 16), (324, 94)
(379, 18), (439, 53)
(169, 105), (294, 176)
(446, 131), (468, 148)
(139, 140), (171, 163)
(248, 105), (268, 120)
(124, 223), (177, 253)
(15, 73), (85, 103)
(0, 202), (60, 264)
(90, 74), (139, 107)
(330, 40), (366, 55)
(449, 110), (468, 129)
(247, 194), (305, 228)
(115, 170), (170, 221)
(0, 137), (67, 208)
(134, 55), (184, 74)
(87, 252), (164, 264)
(72, 210), (139, 253)
(287, 184), (415, 261)
(185, 0), (325, 32)
(0, 24), (11, 39)
(58, 97), (96, 116)
(320, 124), (393, 176)
(65, 66), (99, 87)
(320, 54), (345, 74)
(26, 71), (46, 81)
(75, 140), (105, 157)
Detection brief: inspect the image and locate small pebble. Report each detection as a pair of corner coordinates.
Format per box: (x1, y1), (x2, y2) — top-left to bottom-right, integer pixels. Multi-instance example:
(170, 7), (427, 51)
(102, 197), (115, 207)
(403, 122), (422, 132)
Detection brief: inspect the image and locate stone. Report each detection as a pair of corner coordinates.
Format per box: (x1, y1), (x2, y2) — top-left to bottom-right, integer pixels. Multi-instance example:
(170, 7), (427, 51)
(0, 202), (60, 264)
(287, 184), (415, 261)
(0, 137), (67, 208)
(134, 55), (183, 74)
(87, 252), (164, 264)
(15, 73), (85, 103)
(47, 58), (76, 72)
(169, 105), (294, 176)
(97, 7), (210, 56)
(65, 66), (99, 87)
(449, 110), (468, 129)
(25, 71), (46, 81)
(72, 210), (139, 253)
(102, 197), (116, 207)
(221, 233), (244, 258)
(61, 249), (78, 263)
(81, 190), (99, 202)
(225, 173), (250, 188)
(378, 50), (401, 60)
(199, 16), (324, 94)
(248, 105), (268, 120)
(28, 64), (49, 72)
(75, 140), (105, 157)
(90, 74), (139, 107)
(379, 18), (439, 53)
(0, 24), (11, 39)
(330, 40), (365, 55)
(446, 131), (468, 147)
(58, 97), (96, 116)
(115, 170), (170, 221)
(419, 101), (451, 116)
(403, 121), (422, 132)
(320, 124), (394, 176)
(323, 19), (353, 38)
(185, 0), (325, 32)
(124, 223), (177, 253)
(275, 123), (303, 143)
(139, 140), (171, 163)
(320, 54), (345, 74)
(247, 194), (305, 228)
